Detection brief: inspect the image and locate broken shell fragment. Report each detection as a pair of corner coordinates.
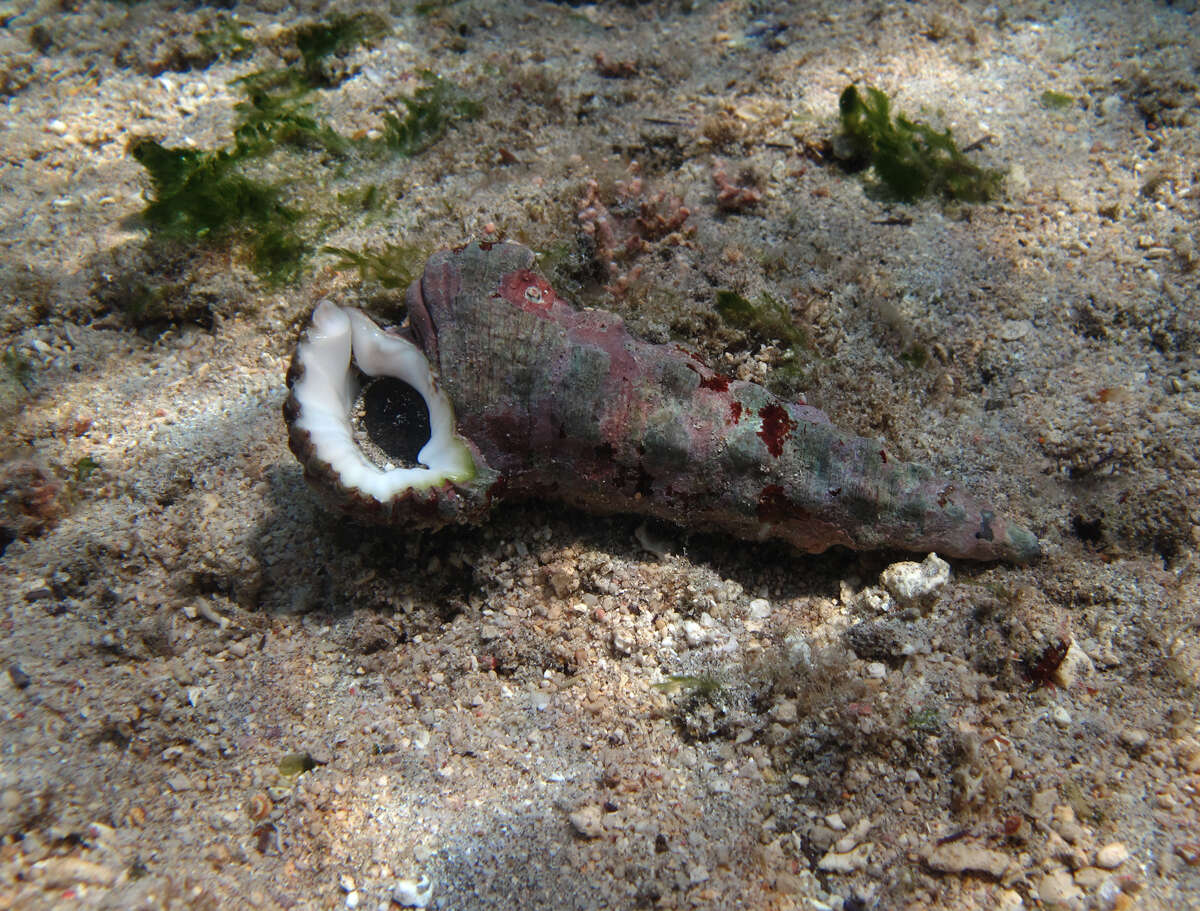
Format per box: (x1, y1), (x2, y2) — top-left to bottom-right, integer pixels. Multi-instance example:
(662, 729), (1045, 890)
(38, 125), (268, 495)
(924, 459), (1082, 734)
(284, 242), (1040, 562)
(392, 874), (434, 908)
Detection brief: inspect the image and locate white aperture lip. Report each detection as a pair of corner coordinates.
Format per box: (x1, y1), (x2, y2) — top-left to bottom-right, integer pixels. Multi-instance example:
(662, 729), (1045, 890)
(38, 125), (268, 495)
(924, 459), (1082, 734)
(291, 300), (476, 501)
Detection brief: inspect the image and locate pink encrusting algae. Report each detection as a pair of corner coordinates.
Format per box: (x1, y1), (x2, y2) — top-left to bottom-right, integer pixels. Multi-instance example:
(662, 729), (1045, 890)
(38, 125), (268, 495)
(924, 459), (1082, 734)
(284, 242), (1039, 562)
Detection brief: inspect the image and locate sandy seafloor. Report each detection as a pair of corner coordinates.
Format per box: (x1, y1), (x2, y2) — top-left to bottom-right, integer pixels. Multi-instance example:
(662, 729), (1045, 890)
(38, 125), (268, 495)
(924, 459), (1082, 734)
(1, 0), (1199, 908)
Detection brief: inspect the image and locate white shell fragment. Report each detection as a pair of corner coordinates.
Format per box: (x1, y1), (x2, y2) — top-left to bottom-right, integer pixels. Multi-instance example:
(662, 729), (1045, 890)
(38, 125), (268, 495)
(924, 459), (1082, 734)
(880, 552), (951, 605)
(289, 301), (476, 503)
(392, 874), (434, 908)
(1052, 638), (1095, 688)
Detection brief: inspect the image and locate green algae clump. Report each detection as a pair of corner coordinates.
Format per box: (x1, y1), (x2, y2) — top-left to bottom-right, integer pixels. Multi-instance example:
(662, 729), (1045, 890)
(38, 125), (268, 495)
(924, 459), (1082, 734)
(1039, 89), (1075, 110)
(835, 85), (1002, 203)
(128, 138), (308, 283)
(715, 289), (812, 395)
(323, 242), (429, 290)
(378, 70), (483, 156)
(715, 289), (808, 350)
(129, 9), (477, 284)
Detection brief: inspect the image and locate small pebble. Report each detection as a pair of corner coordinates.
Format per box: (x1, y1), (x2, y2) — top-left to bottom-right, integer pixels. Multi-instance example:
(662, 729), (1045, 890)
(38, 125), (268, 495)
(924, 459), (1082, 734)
(926, 841), (1010, 879)
(1120, 728), (1150, 751)
(807, 825), (837, 850)
(1176, 842), (1200, 865)
(33, 857), (119, 888)
(1073, 866), (1108, 889)
(998, 319), (1033, 341)
(771, 699), (798, 723)
(785, 631), (812, 666)
(569, 804), (604, 839)
(611, 628), (635, 655)
(1095, 842), (1129, 869)
(1051, 804), (1087, 845)
(682, 620), (708, 647)
(833, 818), (872, 854)
(1031, 788), (1058, 821)
(1038, 869), (1083, 904)
(546, 566), (578, 598)
(747, 597), (771, 619)
(7, 664), (31, 690)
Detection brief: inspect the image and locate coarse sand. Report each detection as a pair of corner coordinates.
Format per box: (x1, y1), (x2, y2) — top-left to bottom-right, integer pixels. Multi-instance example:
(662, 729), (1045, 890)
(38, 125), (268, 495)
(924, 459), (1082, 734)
(1, 2), (1198, 909)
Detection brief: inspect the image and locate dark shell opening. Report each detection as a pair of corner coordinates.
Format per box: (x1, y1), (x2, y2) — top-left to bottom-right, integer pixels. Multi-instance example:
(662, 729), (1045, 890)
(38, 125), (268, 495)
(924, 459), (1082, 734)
(352, 373), (432, 470)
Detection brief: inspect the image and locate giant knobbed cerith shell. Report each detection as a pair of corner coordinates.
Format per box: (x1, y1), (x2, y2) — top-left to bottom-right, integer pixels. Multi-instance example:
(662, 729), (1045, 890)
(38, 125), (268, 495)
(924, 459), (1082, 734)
(284, 241), (1040, 562)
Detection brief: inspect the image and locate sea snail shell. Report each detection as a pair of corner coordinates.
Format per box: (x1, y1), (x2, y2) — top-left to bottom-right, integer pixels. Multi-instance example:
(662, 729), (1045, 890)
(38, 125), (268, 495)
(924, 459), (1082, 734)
(284, 241), (1039, 562)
